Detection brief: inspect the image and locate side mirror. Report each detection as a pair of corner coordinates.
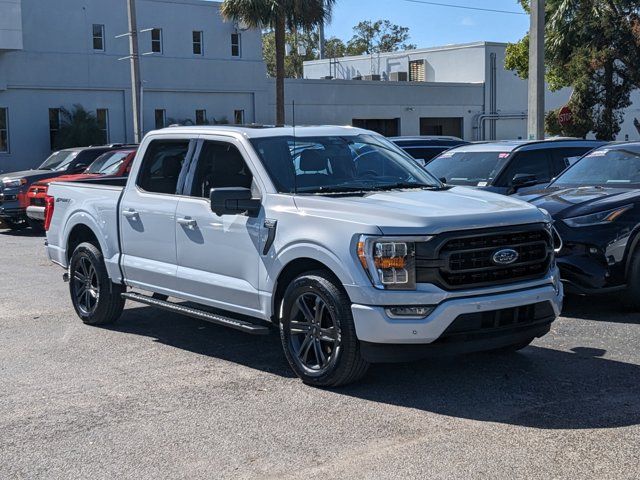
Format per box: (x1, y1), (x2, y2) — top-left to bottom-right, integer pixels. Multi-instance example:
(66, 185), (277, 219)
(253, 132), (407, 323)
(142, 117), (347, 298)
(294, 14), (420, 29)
(210, 187), (261, 217)
(70, 164), (88, 174)
(511, 173), (539, 191)
(439, 177), (447, 184)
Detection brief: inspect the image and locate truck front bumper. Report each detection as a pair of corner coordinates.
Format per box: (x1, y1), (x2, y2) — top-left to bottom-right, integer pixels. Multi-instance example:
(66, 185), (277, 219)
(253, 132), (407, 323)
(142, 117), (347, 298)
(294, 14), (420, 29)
(351, 280), (562, 360)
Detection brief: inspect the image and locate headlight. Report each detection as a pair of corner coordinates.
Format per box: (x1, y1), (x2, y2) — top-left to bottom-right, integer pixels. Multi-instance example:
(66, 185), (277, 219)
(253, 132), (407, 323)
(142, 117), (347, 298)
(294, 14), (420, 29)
(2, 177), (27, 188)
(357, 235), (431, 290)
(563, 205), (633, 228)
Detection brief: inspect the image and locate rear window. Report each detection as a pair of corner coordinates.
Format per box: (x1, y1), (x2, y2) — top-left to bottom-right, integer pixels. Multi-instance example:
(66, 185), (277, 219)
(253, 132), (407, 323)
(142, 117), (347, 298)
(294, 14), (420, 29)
(427, 151), (510, 186)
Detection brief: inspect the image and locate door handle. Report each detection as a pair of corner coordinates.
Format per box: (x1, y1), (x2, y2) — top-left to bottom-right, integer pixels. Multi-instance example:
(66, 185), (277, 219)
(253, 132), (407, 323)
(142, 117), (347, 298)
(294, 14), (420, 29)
(177, 217), (197, 229)
(123, 209), (138, 219)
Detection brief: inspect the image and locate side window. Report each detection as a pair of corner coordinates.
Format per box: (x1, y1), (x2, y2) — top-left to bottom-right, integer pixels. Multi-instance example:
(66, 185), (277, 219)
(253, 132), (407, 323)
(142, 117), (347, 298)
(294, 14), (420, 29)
(137, 140), (190, 194)
(499, 150), (552, 185)
(189, 141), (253, 198)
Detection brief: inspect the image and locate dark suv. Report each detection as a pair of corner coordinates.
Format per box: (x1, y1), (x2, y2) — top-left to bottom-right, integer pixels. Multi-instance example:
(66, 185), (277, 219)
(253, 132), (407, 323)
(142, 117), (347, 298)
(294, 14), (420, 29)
(0, 144), (135, 229)
(426, 139), (606, 195)
(390, 136), (468, 164)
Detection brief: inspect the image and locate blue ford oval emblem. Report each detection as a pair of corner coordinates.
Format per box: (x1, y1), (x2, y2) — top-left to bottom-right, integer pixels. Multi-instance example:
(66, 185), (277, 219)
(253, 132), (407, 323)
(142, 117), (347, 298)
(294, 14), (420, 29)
(492, 248), (519, 265)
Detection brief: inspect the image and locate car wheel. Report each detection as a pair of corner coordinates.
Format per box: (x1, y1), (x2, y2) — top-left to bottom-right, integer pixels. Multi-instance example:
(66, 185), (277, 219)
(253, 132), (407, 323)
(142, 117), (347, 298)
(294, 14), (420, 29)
(69, 242), (125, 325)
(280, 270), (369, 387)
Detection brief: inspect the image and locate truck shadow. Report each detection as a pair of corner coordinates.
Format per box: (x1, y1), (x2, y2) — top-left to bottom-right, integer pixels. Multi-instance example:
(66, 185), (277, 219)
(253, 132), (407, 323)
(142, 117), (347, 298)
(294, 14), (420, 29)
(110, 305), (640, 430)
(0, 228), (45, 237)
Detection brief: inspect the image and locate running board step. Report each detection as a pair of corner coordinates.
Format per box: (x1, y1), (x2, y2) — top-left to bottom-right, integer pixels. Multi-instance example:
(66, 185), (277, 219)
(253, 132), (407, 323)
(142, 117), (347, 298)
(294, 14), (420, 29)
(121, 292), (271, 335)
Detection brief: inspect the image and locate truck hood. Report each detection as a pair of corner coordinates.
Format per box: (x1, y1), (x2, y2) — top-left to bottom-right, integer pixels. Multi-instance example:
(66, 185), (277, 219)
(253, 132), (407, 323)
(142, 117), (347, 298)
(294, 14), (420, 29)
(516, 185), (640, 219)
(293, 186), (546, 235)
(34, 173), (101, 186)
(1, 169), (64, 184)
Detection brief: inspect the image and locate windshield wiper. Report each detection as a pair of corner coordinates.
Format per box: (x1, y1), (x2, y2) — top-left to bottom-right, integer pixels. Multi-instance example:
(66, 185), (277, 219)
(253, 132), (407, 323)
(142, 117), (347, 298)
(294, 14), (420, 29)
(369, 182), (444, 191)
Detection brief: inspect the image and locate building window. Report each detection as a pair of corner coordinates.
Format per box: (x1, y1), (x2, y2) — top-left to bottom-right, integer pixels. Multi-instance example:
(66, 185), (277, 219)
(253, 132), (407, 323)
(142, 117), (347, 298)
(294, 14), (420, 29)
(92, 24), (105, 51)
(231, 33), (241, 57)
(97, 108), (109, 144)
(195, 109), (207, 125)
(49, 108), (61, 150)
(155, 109), (166, 129)
(151, 28), (163, 54)
(234, 109), (245, 125)
(193, 31), (203, 55)
(409, 60), (425, 82)
(0, 108), (8, 153)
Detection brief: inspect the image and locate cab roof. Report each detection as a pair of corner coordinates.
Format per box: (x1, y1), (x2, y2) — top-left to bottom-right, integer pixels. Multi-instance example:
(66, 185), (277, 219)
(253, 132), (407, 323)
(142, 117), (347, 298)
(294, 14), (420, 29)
(153, 124), (373, 139)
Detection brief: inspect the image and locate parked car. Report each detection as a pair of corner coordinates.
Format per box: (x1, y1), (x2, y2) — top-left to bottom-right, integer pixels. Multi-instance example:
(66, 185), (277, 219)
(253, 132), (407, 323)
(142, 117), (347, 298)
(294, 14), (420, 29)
(26, 148), (137, 228)
(426, 139), (606, 195)
(515, 142), (640, 304)
(0, 144), (135, 230)
(45, 125), (562, 387)
(390, 136), (469, 164)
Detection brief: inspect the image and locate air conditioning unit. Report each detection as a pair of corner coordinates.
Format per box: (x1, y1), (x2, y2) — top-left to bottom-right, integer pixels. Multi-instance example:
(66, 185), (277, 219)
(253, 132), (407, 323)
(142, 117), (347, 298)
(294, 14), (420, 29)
(363, 74), (381, 81)
(389, 71), (408, 82)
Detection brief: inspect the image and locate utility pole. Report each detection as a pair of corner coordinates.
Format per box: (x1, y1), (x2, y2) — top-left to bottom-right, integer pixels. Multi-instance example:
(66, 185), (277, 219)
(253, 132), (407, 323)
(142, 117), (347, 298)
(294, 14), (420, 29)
(528, 0), (545, 140)
(318, 22), (325, 60)
(126, 0), (142, 143)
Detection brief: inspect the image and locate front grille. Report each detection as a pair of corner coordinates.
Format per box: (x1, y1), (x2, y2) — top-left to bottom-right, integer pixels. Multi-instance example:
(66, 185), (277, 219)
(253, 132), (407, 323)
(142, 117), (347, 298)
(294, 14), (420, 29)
(436, 301), (555, 343)
(416, 225), (553, 290)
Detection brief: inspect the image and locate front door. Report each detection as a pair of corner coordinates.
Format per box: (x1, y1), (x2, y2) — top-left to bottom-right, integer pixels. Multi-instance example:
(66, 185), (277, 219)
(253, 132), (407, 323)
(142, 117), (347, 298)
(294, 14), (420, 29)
(175, 139), (263, 314)
(120, 138), (193, 294)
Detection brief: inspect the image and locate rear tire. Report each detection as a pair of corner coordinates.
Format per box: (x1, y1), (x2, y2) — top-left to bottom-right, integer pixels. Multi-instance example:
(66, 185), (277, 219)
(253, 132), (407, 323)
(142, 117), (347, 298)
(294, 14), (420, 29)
(280, 270), (369, 387)
(69, 242), (125, 325)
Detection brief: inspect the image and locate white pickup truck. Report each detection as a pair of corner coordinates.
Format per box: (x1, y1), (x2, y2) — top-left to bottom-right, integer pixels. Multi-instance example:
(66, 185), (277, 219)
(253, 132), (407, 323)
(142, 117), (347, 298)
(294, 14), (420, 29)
(45, 126), (563, 386)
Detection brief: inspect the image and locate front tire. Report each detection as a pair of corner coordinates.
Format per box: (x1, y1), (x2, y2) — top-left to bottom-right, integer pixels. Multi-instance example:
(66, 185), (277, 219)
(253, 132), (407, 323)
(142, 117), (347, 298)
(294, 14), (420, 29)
(69, 242), (125, 325)
(280, 271), (369, 387)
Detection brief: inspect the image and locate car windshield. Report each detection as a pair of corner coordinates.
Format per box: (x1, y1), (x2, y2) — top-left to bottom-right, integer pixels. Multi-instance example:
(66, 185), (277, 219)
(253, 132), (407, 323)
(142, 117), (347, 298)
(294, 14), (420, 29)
(427, 150), (511, 186)
(249, 134), (442, 194)
(551, 147), (640, 187)
(39, 151), (79, 171)
(85, 151), (131, 175)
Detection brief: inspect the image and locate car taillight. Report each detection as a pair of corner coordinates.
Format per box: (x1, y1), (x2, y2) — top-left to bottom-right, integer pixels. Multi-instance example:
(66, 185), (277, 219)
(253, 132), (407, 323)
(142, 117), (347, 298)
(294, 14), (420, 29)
(44, 195), (55, 231)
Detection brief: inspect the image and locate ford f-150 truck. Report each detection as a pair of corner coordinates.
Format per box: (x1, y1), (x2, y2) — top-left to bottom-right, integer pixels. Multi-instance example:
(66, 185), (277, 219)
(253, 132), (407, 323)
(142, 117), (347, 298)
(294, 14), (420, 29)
(45, 126), (563, 387)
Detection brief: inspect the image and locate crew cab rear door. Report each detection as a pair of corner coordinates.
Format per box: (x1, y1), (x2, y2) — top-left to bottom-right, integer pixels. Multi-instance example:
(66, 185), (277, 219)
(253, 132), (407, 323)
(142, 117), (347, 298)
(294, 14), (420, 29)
(174, 137), (263, 314)
(119, 138), (195, 294)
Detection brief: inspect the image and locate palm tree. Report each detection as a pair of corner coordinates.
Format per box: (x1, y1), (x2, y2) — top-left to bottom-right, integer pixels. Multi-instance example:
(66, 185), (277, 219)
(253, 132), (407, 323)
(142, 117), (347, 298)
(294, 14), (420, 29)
(221, 0), (335, 126)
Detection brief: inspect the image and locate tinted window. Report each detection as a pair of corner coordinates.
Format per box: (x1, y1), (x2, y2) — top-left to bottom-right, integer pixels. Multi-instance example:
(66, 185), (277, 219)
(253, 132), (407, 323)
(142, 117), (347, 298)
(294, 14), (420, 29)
(550, 147), (594, 174)
(427, 151), (510, 186)
(189, 141), (253, 198)
(497, 150), (552, 186)
(552, 147), (640, 187)
(137, 140), (190, 194)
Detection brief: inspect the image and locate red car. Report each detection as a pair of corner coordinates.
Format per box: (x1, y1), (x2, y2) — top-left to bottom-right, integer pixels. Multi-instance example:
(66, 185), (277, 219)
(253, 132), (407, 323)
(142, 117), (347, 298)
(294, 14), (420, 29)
(26, 148), (136, 228)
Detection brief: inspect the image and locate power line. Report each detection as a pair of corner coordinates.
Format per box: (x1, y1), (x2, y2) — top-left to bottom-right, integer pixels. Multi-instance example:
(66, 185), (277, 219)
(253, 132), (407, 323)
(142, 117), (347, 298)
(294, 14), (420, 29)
(399, 0), (527, 15)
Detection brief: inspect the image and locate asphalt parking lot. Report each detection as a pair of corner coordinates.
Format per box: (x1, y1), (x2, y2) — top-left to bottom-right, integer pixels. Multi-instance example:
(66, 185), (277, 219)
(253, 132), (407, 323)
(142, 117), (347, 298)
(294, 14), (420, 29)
(1, 227), (639, 479)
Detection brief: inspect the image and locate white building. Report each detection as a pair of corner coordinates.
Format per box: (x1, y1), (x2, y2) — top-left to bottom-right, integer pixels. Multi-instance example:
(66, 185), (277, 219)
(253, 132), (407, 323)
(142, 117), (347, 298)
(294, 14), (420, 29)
(0, 0), (269, 172)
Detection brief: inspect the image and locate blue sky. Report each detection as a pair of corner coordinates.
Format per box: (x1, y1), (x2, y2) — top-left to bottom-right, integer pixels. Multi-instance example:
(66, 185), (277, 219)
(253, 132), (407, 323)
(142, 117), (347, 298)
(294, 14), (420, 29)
(324, 0), (529, 48)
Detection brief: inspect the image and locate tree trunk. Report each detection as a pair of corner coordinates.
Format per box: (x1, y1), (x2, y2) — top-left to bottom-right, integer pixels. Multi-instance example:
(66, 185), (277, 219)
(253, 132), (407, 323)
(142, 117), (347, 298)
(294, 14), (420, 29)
(603, 58), (614, 140)
(275, 15), (286, 126)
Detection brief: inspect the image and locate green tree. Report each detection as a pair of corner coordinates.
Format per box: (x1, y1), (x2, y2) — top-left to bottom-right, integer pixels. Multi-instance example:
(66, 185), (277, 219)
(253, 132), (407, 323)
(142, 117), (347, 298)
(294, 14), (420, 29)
(262, 29), (318, 78)
(346, 20), (416, 56)
(54, 105), (105, 150)
(505, 0), (640, 140)
(325, 36), (347, 57)
(221, 0), (335, 125)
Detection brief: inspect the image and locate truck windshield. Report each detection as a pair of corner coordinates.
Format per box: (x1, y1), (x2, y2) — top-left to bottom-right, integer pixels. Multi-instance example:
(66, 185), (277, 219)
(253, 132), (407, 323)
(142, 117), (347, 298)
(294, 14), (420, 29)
(551, 147), (640, 188)
(85, 151), (131, 175)
(427, 151), (511, 186)
(39, 151), (79, 171)
(249, 134), (442, 194)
